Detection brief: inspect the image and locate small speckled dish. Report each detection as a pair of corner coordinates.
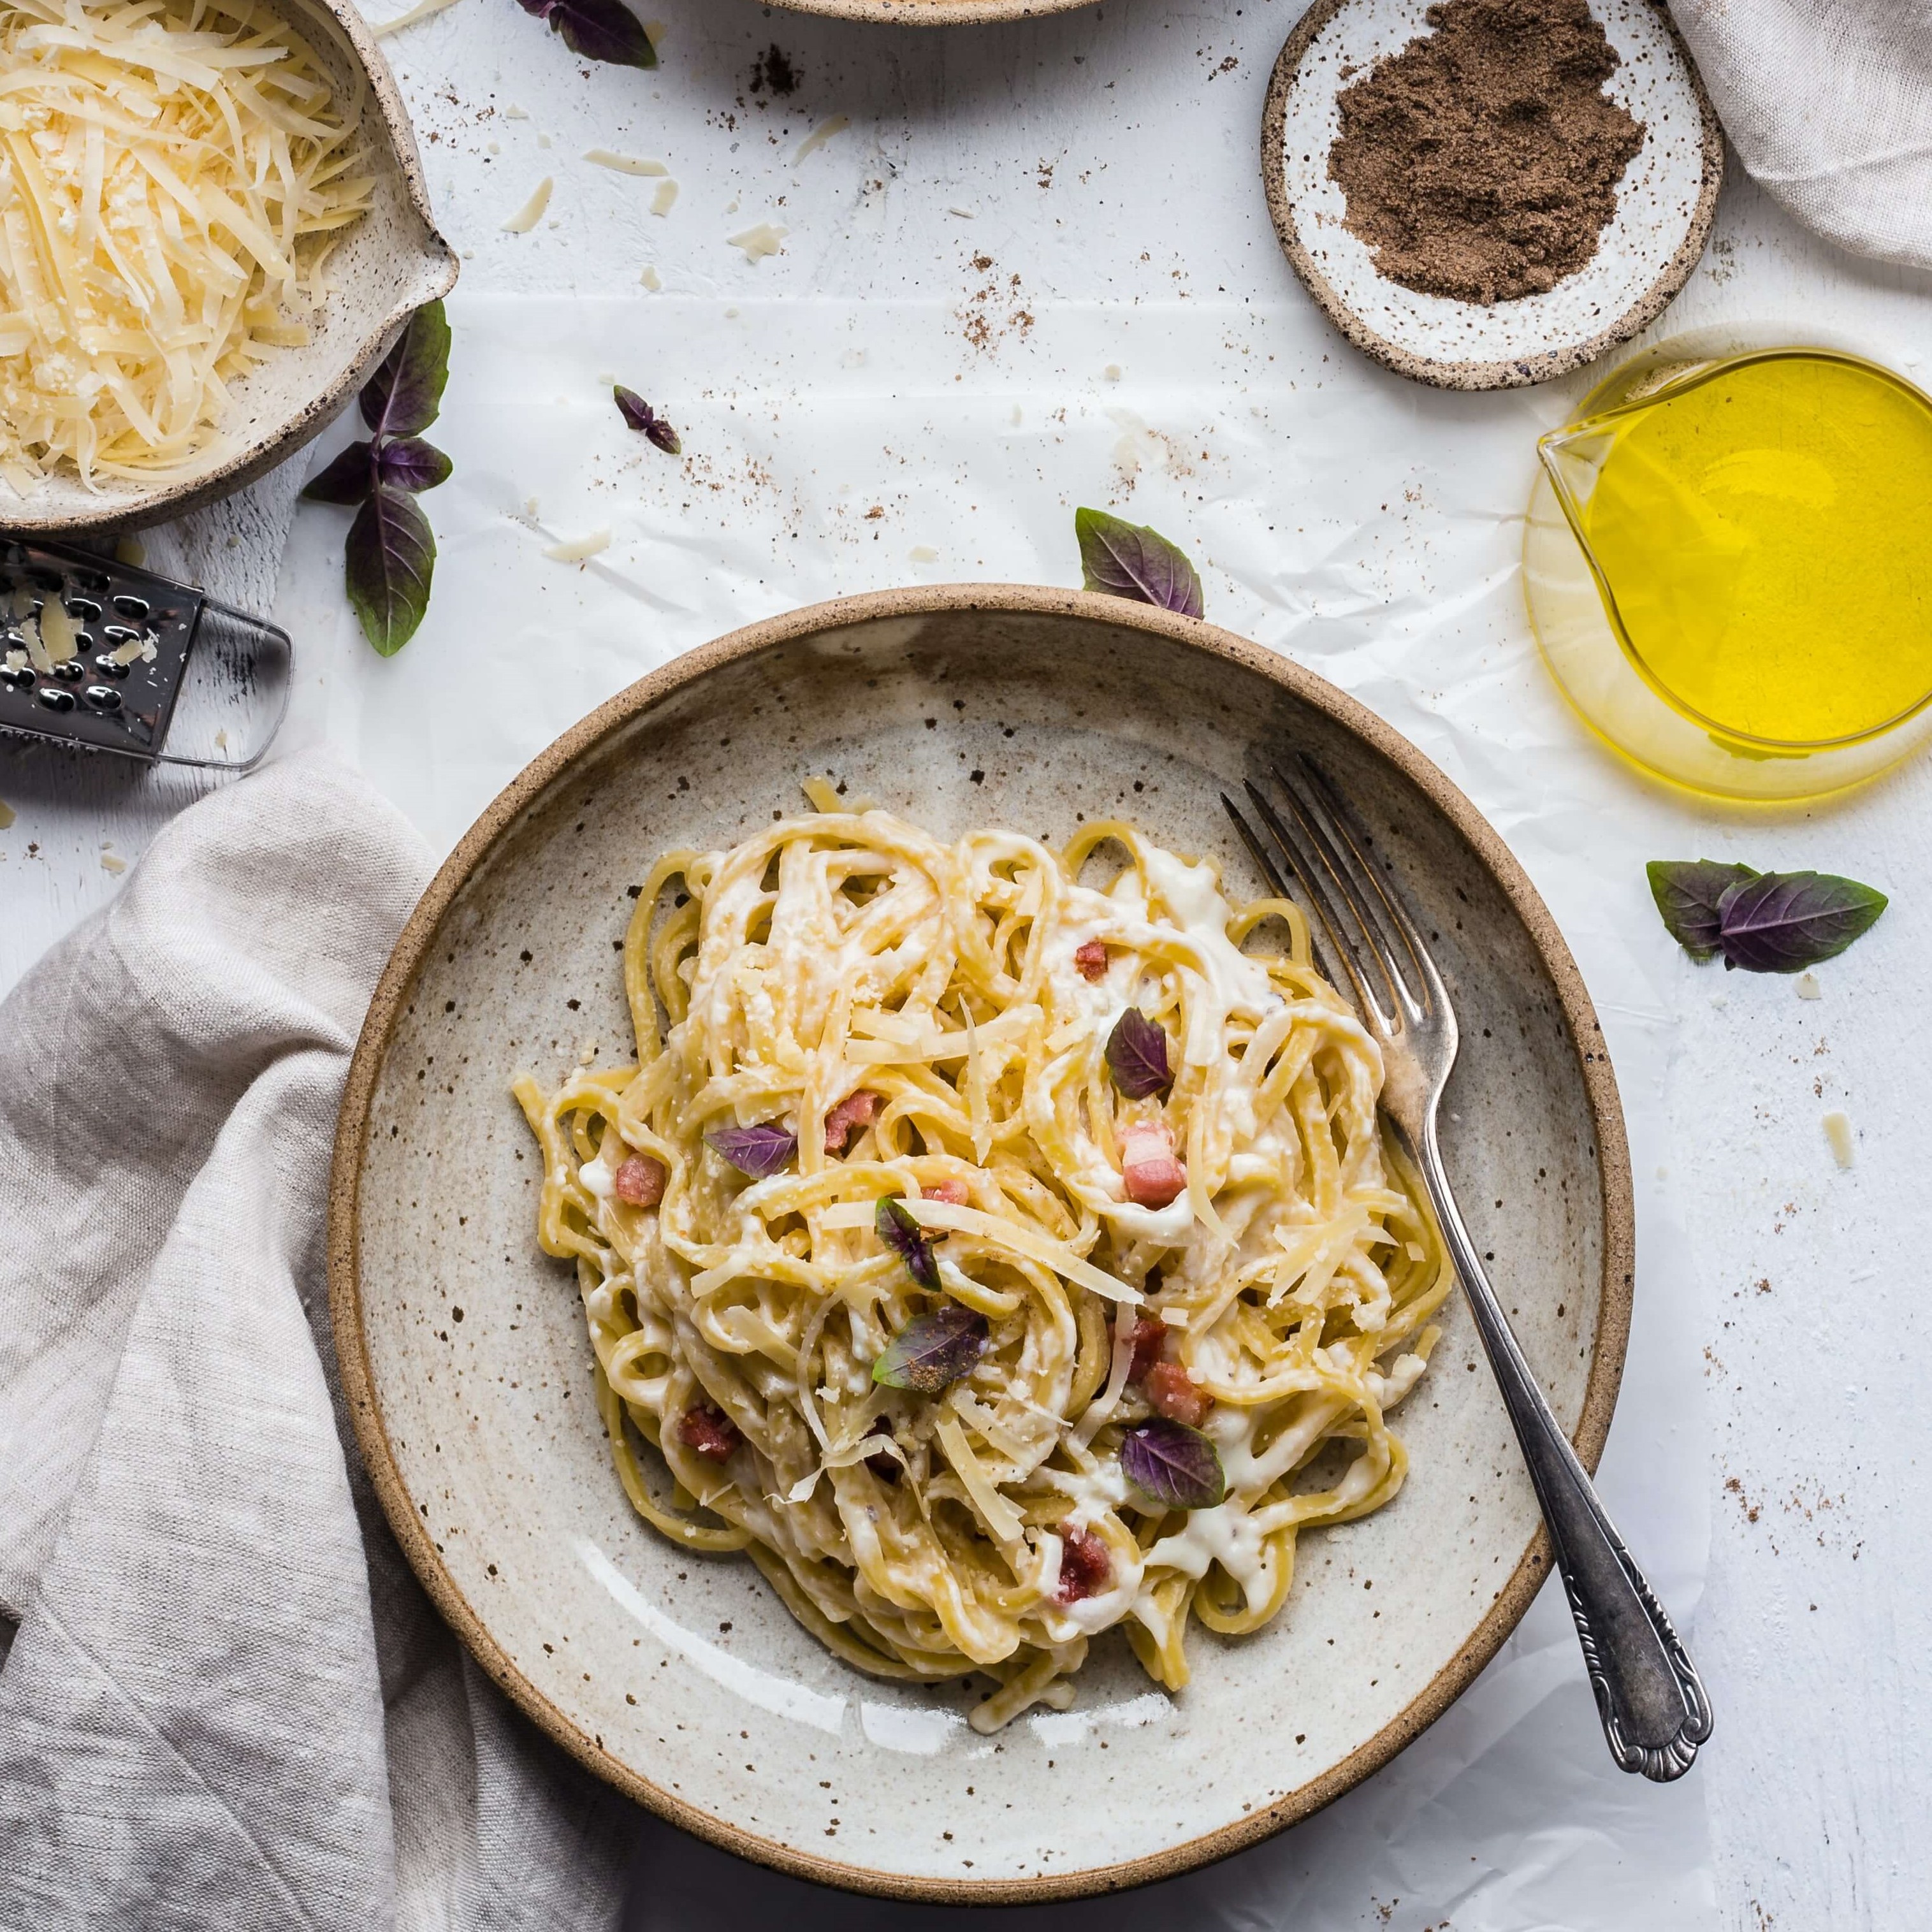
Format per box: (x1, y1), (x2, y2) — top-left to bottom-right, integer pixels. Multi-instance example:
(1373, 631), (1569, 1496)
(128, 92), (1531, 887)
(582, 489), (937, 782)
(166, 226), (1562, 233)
(766, 0), (1091, 20)
(8, 0), (457, 537)
(330, 586), (1633, 1901)
(1261, 0), (1722, 391)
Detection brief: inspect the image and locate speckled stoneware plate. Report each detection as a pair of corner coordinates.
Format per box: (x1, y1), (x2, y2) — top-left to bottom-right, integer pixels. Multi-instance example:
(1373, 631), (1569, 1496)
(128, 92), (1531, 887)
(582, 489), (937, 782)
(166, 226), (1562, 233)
(1261, 0), (1722, 391)
(766, 0), (1091, 20)
(329, 586), (1633, 1901)
(10, 0), (457, 536)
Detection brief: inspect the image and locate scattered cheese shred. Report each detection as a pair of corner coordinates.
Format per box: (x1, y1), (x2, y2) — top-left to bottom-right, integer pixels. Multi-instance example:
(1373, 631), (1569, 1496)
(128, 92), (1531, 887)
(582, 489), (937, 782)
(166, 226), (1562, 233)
(1822, 1110), (1855, 1170)
(101, 850), (126, 874)
(1796, 971), (1822, 1000)
(650, 178), (678, 217)
(370, 0), (465, 35)
(583, 148), (667, 176)
(0, 0), (372, 488)
(639, 265), (662, 291)
(502, 177), (554, 233)
(794, 116), (848, 164)
(543, 528), (609, 562)
(728, 222), (787, 263)
(0, 800), (15, 830)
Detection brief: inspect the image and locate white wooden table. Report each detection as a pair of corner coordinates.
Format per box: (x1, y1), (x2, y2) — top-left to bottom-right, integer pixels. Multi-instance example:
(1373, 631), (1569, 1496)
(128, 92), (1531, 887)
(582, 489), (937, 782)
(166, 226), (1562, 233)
(4, 4), (1926, 1924)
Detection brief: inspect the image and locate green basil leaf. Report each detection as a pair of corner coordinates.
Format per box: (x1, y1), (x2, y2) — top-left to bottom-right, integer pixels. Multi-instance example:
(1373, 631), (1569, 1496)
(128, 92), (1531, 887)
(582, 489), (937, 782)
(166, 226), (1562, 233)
(301, 440), (377, 506)
(377, 436), (453, 495)
(1645, 859), (1759, 961)
(1716, 870), (1888, 973)
(344, 486), (435, 657)
(876, 1195), (941, 1290)
(516, 0), (655, 68)
(360, 300), (451, 439)
(1075, 507), (1204, 617)
(1105, 1007), (1173, 1099)
(1120, 1416), (1224, 1511)
(871, 1304), (987, 1395)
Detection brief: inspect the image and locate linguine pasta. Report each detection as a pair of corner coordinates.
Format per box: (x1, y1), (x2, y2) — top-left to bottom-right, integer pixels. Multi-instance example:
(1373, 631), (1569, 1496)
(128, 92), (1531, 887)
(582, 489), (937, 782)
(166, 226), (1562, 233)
(515, 786), (1448, 1731)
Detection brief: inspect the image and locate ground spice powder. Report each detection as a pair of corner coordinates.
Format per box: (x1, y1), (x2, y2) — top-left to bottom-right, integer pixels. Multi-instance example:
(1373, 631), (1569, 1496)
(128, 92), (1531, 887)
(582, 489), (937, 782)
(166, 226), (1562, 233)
(1328, 0), (1646, 306)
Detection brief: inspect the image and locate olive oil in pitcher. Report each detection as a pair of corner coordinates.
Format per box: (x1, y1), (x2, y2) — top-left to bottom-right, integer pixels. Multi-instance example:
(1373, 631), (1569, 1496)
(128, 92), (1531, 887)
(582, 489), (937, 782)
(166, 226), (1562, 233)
(1526, 345), (1932, 799)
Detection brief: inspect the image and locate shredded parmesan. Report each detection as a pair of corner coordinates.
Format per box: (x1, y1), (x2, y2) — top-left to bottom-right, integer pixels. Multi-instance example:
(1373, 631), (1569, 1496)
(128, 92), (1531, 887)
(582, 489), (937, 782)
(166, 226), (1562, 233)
(728, 222), (787, 263)
(502, 176), (553, 233)
(794, 116), (848, 164)
(583, 148), (666, 176)
(0, 0), (372, 488)
(371, 0), (465, 33)
(650, 178), (677, 217)
(543, 528), (609, 562)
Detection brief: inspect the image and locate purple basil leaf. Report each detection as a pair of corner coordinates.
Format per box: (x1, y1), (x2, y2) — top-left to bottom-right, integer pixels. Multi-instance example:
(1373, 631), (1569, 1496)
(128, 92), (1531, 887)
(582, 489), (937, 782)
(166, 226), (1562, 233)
(302, 439), (377, 506)
(344, 486), (435, 657)
(1646, 859), (1759, 962)
(614, 385), (681, 455)
(871, 1304), (987, 1395)
(360, 299), (451, 439)
(1120, 1416), (1225, 1512)
(376, 435), (453, 494)
(1075, 506), (1205, 618)
(1715, 870), (1888, 974)
(704, 1122), (797, 1178)
(517, 0), (656, 68)
(876, 1195), (941, 1291)
(1105, 1007), (1173, 1099)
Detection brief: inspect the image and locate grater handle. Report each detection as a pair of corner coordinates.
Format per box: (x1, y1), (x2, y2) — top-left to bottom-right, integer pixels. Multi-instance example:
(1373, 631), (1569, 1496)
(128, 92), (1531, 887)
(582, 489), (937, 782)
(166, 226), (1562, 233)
(155, 597), (293, 771)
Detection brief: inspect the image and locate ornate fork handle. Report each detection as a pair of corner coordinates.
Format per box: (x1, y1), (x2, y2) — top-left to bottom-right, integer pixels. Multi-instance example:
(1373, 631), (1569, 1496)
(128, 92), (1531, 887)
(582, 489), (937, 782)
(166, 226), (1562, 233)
(1421, 1116), (1713, 1781)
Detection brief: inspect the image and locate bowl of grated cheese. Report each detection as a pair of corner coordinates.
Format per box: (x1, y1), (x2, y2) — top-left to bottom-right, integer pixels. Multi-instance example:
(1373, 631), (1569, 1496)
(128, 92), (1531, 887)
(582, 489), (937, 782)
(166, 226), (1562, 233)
(0, 0), (458, 534)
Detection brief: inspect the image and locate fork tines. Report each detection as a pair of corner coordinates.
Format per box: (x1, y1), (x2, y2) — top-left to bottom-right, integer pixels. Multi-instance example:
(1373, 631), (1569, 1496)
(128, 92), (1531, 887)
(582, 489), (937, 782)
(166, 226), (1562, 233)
(1221, 759), (1442, 1039)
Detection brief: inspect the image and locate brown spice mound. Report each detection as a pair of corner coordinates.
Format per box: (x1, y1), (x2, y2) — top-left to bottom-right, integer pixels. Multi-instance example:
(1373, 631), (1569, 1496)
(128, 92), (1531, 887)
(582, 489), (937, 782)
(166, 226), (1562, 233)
(1328, 0), (1645, 306)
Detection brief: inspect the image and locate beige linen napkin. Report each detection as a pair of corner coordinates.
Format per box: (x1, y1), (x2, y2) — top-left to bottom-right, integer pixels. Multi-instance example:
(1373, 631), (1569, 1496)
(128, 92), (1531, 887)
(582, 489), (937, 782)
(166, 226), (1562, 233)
(1673, 0), (1932, 269)
(0, 751), (631, 1930)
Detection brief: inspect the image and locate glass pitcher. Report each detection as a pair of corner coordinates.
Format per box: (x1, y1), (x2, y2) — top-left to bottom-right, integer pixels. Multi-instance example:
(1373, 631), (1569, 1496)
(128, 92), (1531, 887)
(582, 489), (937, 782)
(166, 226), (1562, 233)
(1525, 335), (1932, 802)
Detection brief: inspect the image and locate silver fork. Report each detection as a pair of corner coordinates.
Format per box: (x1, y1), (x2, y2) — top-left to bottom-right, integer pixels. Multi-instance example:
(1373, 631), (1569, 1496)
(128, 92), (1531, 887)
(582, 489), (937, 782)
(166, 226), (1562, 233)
(1224, 760), (1711, 1782)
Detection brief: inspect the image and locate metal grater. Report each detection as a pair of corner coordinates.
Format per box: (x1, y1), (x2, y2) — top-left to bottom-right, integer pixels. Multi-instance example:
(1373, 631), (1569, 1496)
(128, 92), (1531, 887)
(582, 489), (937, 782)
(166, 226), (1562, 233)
(0, 537), (292, 770)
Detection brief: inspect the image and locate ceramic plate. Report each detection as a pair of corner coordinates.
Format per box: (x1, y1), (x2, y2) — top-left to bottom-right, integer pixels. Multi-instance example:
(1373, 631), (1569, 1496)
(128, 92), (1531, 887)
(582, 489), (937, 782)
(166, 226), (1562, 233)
(330, 586), (1633, 1900)
(1261, 0), (1722, 390)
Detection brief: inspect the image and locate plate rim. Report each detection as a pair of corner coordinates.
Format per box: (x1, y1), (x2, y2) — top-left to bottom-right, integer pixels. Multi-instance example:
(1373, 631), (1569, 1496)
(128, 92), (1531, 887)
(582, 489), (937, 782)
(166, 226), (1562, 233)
(327, 581), (1636, 1902)
(756, 0), (1096, 20)
(1259, 0), (1725, 393)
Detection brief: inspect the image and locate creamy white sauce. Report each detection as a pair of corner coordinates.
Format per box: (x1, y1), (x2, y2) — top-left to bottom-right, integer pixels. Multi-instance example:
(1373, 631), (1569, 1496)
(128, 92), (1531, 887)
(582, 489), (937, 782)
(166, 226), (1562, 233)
(1145, 1496), (1270, 1597)
(1138, 846), (1280, 1066)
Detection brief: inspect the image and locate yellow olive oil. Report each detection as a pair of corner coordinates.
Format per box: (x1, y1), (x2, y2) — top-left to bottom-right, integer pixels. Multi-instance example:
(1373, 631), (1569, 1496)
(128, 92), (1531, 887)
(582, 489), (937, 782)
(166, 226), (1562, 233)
(1568, 351), (1932, 745)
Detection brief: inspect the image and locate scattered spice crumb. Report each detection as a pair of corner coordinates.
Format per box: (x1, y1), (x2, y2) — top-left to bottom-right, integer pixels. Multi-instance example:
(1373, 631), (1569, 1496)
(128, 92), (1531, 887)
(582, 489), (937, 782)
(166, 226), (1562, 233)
(748, 43), (799, 97)
(1328, 0), (1646, 305)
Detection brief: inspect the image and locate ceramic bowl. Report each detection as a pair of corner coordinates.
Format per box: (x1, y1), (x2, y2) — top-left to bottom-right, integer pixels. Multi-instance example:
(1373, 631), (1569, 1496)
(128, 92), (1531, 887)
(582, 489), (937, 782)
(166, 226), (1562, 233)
(1261, 0), (1722, 391)
(7, 0), (457, 536)
(329, 585), (1634, 1901)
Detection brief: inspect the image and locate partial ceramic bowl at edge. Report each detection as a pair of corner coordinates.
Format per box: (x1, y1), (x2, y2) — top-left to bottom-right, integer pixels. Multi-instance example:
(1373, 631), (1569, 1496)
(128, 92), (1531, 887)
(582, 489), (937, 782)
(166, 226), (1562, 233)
(9, 0), (458, 537)
(327, 586), (1634, 1901)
